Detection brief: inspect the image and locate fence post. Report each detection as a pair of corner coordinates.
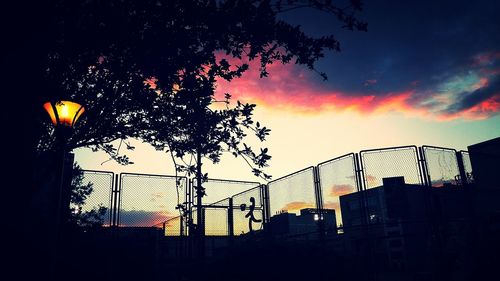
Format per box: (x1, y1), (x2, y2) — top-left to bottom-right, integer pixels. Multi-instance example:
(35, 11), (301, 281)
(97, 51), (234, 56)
(261, 184), (271, 235)
(456, 152), (468, 187)
(354, 153), (369, 225)
(228, 197), (234, 237)
(180, 216), (184, 237)
(416, 147), (427, 186)
(112, 174), (120, 227)
(418, 147), (432, 187)
(354, 153), (365, 191)
(313, 166), (325, 239)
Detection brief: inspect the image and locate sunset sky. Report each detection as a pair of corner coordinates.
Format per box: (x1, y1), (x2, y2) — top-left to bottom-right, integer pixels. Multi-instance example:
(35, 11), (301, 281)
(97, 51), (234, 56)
(74, 0), (499, 227)
(75, 0), (499, 181)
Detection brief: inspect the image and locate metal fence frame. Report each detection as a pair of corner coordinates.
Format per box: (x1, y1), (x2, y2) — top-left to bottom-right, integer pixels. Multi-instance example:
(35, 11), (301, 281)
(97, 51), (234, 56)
(458, 150), (473, 185)
(117, 172), (188, 228)
(192, 178), (261, 205)
(421, 145), (461, 187)
(81, 144), (472, 237)
(359, 145), (424, 189)
(230, 185), (266, 236)
(267, 166), (319, 214)
(80, 169), (115, 226)
(316, 153), (359, 230)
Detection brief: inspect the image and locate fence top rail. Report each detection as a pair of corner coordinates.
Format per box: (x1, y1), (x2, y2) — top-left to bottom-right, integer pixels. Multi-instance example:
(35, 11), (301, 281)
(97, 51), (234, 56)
(165, 215), (182, 221)
(268, 166), (315, 185)
(421, 145), (457, 152)
(317, 152), (355, 167)
(230, 184), (263, 199)
(157, 215), (183, 225)
(204, 178), (261, 185)
(120, 172), (187, 180)
(200, 204), (230, 209)
(81, 169), (115, 176)
(359, 145), (418, 155)
(205, 197), (231, 207)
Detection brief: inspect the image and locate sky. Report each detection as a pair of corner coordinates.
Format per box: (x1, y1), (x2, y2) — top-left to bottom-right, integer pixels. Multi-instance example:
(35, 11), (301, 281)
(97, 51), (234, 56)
(74, 0), (500, 227)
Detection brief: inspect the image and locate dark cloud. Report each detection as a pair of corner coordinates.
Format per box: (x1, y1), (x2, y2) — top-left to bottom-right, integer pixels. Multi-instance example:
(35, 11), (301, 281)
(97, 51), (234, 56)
(445, 77), (500, 114)
(119, 209), (173, 227)
(217, 1), (500, 120)
(279, 0), (500, 95)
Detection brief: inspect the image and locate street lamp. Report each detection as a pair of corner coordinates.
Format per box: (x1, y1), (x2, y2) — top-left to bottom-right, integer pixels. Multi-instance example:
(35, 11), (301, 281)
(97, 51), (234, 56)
(43, 100), (85, 247)
(43, 100), (85, 128)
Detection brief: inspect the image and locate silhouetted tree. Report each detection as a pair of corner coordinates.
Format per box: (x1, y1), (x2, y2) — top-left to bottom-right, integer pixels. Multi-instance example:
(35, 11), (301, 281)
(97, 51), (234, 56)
(37, 0), (366, 162)
(36, 1), (366, 226)
(68, 164), (107, 228)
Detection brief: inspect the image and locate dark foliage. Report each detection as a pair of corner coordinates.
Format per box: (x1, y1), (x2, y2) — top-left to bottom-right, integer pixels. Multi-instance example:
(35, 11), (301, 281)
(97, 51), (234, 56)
(37, 0), (366, 182)
(68, 164), (107, 228)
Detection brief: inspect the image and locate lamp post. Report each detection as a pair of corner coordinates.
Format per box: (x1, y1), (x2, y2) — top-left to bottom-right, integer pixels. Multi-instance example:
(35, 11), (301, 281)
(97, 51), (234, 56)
(43, 100), (85, 240)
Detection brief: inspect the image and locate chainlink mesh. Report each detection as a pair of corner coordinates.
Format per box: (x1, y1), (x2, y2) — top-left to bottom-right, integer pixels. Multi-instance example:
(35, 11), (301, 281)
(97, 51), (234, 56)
(423, 147), (460, 187)
(198, 179), (260, 205)
(119, 174), (186, 227)
(361, 147), (421, 189)
(460, 151), (474, 184)
(318, 154), (359, 228)
(268, 167), (316, 217)
(76, 171), (114, 227)
(164, 216), (183, 236)
(232, 186), (264, 235)
(204, 208), (229, 236)
(191, 198), (230, 236)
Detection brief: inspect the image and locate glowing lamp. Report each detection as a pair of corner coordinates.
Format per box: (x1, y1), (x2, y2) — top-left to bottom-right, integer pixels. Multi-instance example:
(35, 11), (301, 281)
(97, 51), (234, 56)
(43, 101), (85, 127)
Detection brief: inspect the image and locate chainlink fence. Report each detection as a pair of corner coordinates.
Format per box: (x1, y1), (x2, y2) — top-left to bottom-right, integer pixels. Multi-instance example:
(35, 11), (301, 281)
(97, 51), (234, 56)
(80, 144), (473, 238)
(318, 154), (359, 230)
(232, 186), (264, 235)
(460, 151), (474, 184)
(422, 146), (460, 187)
(198, 178), (260, 205)
(119, 173), (187, 227)
(268, 167), (317, 217)
(360, 146), (422, 189)
(75, 170), (114, 227)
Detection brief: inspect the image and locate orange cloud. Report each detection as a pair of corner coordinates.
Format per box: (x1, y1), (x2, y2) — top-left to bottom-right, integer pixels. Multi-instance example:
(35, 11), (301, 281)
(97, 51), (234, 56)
(323, 201), (340, 210)
(329, 184), (356, 197)
(164, 216), (182, 228)
(282, 201), (315, 212)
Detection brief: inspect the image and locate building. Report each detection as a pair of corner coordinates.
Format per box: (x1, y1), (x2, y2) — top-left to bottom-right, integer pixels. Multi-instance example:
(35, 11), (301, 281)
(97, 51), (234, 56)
(468, 137), (500, 190)
(269, 208), (336, 238)
(340, 177), (444, 271)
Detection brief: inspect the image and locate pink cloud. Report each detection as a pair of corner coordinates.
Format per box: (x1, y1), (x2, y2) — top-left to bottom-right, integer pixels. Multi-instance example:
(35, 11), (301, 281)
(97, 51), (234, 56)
(364, 79), (377, 86)
(472, 51), (500, 67)
(440, 94), (500, 121)
(214, 52), (500, 120)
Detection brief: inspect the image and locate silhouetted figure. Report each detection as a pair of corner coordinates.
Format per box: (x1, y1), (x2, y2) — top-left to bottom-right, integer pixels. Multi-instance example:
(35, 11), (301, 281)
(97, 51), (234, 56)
(240, 197), (262, 232)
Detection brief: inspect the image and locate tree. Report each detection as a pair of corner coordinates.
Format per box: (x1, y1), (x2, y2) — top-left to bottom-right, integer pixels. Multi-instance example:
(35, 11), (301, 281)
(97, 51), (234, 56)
(37, 0), (366, 162)
(143, 68), (272, 227)
(38, 60), (156, 165)
(68, 164), (107, 229)
(35, 1), (366, 231)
